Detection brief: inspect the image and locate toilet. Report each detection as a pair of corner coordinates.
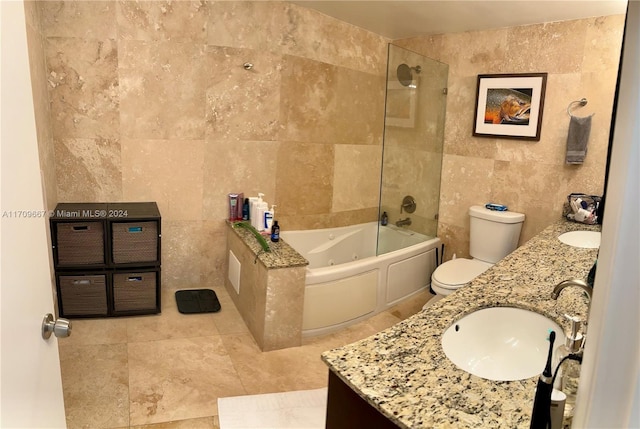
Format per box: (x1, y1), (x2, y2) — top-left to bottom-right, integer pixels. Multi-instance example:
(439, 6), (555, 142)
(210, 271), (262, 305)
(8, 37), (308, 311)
(431, 205), (525, 298)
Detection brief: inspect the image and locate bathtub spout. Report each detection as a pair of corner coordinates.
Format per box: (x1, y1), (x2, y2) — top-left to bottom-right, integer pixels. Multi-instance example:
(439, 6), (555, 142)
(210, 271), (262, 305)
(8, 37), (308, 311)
(396, 217), (412, 227)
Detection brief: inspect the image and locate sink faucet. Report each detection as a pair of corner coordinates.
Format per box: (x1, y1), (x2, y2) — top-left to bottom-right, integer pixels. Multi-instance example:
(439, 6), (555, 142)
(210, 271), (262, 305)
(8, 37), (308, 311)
(551, 278), (592, 301)
(551, 278), (593, 338)
(396, 217), (412, 227)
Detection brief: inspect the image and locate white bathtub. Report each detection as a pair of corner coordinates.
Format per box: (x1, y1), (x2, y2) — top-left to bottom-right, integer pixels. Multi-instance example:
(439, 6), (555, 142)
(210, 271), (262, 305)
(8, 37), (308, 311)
(280, 222), (441, 337)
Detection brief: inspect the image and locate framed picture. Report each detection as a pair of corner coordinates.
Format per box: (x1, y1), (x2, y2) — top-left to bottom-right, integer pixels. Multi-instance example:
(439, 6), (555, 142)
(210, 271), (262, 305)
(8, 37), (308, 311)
(473, 73), (547, 141)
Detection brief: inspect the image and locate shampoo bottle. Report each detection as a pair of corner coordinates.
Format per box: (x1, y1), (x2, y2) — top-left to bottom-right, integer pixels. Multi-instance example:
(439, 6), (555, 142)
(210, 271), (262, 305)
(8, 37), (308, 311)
(242, 198), (250, 221)
(381, 211), (388, 226)
(236, 193), (244, 220)
(271, 220), (280, 242)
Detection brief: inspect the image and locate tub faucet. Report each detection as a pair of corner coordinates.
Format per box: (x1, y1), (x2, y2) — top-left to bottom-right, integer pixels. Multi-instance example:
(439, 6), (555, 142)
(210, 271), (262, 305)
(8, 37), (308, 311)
(396, 217), (412, 227)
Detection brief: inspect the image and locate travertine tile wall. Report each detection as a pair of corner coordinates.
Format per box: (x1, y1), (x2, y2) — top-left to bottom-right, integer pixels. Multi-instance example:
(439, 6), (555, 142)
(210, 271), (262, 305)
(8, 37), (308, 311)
(395, 16), (625, 260)
(24, 1), (58, 210)
(36, 1), (388, 288)
(33, 1), (625, 287)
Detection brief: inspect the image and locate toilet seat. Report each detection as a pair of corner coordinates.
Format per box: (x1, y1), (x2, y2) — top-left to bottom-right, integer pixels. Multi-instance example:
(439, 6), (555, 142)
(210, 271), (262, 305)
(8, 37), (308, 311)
(431, 258), (492, 293)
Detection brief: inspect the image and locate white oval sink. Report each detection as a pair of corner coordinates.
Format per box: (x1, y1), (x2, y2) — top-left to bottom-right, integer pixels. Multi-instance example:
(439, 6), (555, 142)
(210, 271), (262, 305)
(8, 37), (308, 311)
(441, 307), (565, 381)
(558, 231), (601, 248)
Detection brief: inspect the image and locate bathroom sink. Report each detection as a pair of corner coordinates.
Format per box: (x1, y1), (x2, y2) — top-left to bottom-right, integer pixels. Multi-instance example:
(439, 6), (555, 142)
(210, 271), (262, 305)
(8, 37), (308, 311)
(441, 307), (565, 381)
(558, 230), (601, 248)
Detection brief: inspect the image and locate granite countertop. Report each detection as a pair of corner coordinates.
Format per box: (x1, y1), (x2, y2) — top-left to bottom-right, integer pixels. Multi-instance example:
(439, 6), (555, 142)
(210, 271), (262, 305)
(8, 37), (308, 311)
(322, 220), (600, 428)
(226, 221), (308, 269)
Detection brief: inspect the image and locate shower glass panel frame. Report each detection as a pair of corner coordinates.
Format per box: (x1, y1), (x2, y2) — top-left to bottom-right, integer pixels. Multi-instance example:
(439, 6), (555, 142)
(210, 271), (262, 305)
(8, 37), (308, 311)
(377, 44), (449, 256)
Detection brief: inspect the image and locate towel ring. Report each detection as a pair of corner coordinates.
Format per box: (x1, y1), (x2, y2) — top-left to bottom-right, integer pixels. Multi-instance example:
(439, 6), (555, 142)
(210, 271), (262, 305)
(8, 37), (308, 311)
(567, 98), (588, 117)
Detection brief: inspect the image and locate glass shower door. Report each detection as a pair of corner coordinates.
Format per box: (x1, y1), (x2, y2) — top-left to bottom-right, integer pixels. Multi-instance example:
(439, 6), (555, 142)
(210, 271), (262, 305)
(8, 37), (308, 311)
(377, 44), (449, 255)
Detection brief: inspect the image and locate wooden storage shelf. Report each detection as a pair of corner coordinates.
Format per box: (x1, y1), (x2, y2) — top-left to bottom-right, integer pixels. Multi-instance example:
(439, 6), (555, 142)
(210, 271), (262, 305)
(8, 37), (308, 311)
(50, 202), (161, 318)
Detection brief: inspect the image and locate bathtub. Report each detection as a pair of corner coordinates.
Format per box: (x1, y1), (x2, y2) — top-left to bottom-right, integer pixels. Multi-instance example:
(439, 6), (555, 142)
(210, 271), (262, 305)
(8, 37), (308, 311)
(280, 222), (441, 337)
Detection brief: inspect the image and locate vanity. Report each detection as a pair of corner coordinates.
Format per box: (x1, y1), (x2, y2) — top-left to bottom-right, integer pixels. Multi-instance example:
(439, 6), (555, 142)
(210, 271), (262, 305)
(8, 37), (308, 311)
(322, 220), (599, 428)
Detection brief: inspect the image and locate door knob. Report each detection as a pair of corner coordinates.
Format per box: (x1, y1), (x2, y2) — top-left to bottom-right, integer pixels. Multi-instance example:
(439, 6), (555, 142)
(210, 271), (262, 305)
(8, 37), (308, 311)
(42, 313), (72, 339)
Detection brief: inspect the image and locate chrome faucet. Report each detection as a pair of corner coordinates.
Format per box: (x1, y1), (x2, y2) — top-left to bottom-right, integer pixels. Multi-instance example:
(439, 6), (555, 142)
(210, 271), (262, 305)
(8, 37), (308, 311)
(551, 278), (592, 302)
(552, 278), (593, 338)
(396, 217), (412, 227)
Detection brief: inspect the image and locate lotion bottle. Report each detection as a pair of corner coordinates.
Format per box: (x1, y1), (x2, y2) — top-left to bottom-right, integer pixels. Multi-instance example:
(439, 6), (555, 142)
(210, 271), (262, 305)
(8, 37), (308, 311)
(249, 196), (259, 226)
(255, 193), (268, 231)
(264, 205), (276, 230)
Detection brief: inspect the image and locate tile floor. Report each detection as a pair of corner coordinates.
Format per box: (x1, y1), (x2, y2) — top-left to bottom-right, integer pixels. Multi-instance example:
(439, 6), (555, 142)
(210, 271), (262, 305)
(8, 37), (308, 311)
(58, 283), (432, 429)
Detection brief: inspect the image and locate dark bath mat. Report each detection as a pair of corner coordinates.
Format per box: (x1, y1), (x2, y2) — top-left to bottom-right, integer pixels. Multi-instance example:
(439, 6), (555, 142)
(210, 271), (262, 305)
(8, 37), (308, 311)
(175, 289), (221, 314)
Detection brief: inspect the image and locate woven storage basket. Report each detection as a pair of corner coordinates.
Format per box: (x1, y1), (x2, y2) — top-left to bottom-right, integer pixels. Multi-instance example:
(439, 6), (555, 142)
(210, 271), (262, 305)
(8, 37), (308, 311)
(113, 271), (157, 311)
(58, 274), (108, 316)
(111, 221), (158, 264)
(56, 222), (104, 266)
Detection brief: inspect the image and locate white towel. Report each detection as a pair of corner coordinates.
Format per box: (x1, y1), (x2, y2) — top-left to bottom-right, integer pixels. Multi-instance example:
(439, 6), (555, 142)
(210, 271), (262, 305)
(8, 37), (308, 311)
(565, 115), (593, 164)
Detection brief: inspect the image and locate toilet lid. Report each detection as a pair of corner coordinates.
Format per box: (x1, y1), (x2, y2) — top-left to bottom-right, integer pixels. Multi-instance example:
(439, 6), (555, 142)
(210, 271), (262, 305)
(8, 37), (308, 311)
(433, 259), (491, 287)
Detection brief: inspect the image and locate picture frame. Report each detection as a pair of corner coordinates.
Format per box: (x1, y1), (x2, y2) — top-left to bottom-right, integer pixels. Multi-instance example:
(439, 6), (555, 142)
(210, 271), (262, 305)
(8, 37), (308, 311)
(473, 73), (547, 141)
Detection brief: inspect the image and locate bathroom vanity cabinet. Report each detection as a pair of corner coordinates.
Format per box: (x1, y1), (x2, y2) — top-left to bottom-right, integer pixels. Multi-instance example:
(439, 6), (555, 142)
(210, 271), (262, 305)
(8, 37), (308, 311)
(50, 202), (161, 318)
(322, 220), (599, 428)
(326, 370), (399, 429)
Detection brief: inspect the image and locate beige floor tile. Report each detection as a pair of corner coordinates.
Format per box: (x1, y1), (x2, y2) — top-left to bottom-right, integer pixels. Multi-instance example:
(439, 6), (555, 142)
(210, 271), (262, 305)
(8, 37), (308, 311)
(128, 336), (245, 426)
(59, 343), (129, 429)
(60, 279), (427, 428)
(160, 285), (250, 336)
(211, 290), (252, 336)
(386, 289), (433, 320)
(62, 316), (128, 346)
(131, 416), (218, 428)
(126, 304), (220, 343)
(365, 310), (404, 332)
(220, 333), (329, 395)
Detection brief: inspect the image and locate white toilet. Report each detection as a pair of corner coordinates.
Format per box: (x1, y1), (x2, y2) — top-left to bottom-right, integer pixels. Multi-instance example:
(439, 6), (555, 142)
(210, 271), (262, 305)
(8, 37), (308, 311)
(431, 205), (525, 298)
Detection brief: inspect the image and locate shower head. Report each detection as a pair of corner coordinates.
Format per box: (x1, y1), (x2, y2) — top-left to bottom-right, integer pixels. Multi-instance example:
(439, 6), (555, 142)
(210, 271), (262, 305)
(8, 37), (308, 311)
(397, 64), (422, 87)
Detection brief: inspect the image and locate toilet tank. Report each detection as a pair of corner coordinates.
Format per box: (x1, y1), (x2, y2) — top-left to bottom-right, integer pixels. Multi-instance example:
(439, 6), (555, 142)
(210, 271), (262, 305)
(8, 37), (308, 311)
(469, 205), (525, 264)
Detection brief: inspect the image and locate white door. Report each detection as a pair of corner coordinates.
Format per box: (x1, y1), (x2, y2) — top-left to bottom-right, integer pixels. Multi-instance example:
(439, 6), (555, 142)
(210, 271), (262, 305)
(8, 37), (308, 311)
(0, 1), (67, 427)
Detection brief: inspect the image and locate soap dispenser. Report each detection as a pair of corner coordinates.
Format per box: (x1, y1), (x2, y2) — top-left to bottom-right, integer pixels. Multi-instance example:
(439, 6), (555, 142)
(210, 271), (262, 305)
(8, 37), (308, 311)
(554, 315), (584, 406)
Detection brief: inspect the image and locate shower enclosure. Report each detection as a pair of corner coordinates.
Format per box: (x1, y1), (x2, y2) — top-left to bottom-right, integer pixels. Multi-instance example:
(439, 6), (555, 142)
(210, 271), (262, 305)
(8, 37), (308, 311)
(378, 44), (449, 255)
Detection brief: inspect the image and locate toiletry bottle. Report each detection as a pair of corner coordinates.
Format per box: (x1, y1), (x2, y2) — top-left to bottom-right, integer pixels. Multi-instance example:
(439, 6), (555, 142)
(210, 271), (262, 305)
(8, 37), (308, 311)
(249, 196), (259, 225)
(271, 220), (280, 242)
(236, 193), (244, 220)
(381, 211), (388, 226)
(264, 205), (276, 230)
(251, 193), (262, 230)
(255, 193), (268, 231)
(228, 194), (239, 221)
(242, 198), (250, 221)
